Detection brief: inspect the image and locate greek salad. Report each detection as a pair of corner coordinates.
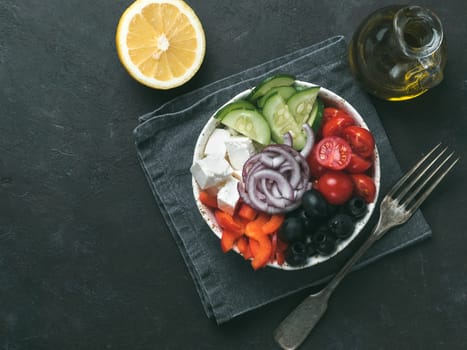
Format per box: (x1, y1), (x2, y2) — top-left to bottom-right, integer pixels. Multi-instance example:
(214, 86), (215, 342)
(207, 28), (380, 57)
(191, 74), (377, 270)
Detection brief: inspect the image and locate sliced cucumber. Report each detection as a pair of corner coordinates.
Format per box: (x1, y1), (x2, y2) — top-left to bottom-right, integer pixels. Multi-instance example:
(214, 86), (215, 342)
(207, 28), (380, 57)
(220, 109), (271, 145)
(247, 74), (296, 102)
(257, 86), (296, 108)
(287, 86), (320, 126)
(214, 99), (256, 120)
(293, 84), (307, 91)
(307, 97), (324, 132)
(262, 92), (305, 150)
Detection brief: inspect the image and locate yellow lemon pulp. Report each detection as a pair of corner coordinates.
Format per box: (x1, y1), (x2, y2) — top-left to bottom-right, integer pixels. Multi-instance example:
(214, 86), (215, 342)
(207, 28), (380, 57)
(116, 0), (206, 89)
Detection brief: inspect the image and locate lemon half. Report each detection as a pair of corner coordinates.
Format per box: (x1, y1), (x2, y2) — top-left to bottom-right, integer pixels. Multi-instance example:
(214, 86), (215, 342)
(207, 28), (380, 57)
(116, 0), (206, 89)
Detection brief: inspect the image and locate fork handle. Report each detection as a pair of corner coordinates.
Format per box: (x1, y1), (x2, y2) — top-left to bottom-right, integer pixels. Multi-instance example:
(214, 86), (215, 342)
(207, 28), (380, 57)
(274, 219), (393, 350)
(273, 290), (330, 350)
(273, 235), (378, 350)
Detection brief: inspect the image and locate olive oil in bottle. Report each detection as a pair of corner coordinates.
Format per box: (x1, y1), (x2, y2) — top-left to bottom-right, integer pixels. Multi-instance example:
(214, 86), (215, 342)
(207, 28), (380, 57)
(349, 5), (447, 101)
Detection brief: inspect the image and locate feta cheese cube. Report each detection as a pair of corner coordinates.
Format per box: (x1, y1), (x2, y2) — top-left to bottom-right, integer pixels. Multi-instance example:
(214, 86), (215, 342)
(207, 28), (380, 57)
(225, 136), (256, 170)
(190, 155), (233, 190)
(204, 128), (231, 158)
(217, 176), (240, 216)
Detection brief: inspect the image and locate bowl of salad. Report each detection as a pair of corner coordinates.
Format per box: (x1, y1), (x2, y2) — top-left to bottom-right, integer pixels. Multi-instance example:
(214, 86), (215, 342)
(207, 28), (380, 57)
(191, 74), (380, 270)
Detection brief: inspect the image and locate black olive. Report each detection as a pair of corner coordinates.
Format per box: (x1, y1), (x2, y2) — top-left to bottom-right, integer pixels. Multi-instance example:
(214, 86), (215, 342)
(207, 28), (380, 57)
(312, 227), (337, 255)
(278, 216), (306, 243)
(347, 196), (368, 219)
(302, 215), (318, 235)
(290, 208), (319, 235)
(327, 213), (355, 239)
(285, 241), (308, 266)
(304, 235), (317, 257)
(301, 189), (330, 220)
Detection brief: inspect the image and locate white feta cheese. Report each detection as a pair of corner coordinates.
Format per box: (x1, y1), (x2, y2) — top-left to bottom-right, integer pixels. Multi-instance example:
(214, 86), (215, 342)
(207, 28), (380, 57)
(225, 136), (256, 170)
(190, 155), (233, 190)
(204, 128), (231, 158)
(217, 176), (240, 216)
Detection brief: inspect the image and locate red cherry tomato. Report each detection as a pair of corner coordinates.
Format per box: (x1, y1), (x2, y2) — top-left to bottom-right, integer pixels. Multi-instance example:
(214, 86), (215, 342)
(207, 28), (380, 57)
(323, 107), (352, 124)
(350, 173), (376, 203)
(322, 114), (356, 138)
(315, 136), (352, 170)
(306, 146), (327, 179)
(342, 125), (375, 158)
(315, 171), (354, 205)
(345, 153), (372, 174)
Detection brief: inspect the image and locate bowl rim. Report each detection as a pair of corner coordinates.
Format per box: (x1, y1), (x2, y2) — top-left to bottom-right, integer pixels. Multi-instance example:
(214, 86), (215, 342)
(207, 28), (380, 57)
(191, 80), (381, 270)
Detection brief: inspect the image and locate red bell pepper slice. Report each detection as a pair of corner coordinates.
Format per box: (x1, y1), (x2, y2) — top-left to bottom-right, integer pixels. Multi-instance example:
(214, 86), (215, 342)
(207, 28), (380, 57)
(249, 238), (259, 256)
(249, 235), (273, 270)
(276, 237), (288, 252)
(270, 234), (277, 262)
(215, 210), (245, 235)
(244, 213), (270, 239)
(236, 236), (252, 260)
(238, 203), (258, 221)
(262, 214), (285, 235)
(198, 191), (218, 209)
(220, 229), (243, 253)
(275, 251), (286, 265)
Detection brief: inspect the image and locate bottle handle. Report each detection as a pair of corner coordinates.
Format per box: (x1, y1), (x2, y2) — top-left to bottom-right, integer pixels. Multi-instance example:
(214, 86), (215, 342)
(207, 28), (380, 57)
(417, 56), (444, 89)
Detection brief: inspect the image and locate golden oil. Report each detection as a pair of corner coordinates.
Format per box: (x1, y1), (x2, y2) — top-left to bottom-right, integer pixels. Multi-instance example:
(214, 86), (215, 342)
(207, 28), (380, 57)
(349, 5), (447, 101)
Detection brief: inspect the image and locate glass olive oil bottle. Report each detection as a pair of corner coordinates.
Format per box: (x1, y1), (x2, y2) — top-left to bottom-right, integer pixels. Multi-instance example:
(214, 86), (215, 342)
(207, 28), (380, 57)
(349, 5), (447, 101)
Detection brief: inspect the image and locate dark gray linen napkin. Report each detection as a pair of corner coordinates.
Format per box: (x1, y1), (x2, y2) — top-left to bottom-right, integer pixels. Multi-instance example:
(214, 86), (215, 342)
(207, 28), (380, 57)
(133, 36), (431, 324)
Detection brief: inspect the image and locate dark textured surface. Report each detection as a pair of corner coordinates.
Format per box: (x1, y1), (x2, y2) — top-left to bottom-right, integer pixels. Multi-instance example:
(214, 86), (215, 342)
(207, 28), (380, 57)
(0, 0), (466, 349)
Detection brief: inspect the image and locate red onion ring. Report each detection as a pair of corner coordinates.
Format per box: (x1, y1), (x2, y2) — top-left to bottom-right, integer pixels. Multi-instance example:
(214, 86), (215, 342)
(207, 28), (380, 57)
(238, 124), (315, 214)
(283, 132), (292, 147)
(299, 124), (315, 159)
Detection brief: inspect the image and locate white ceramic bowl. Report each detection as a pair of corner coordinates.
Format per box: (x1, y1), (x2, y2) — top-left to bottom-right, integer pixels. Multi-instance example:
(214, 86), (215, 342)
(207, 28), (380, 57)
(192, 81), (380, 270)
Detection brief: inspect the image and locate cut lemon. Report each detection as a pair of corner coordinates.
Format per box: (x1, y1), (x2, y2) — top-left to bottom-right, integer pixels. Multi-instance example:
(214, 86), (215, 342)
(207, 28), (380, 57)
(116, 0), (206, 90)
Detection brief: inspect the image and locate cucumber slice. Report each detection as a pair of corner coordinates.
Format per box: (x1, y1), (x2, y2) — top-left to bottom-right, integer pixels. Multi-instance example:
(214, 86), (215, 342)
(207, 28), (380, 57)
(247, 74), (296, 102)
(257, 86), (296, 108)
(293, 84), (307, 91)
(307, 97), (324, 132)
(262, 93), (305, 150)
(287, 87), (320, 126)
(220, 109), (271, 145)
(214, 99), (256, 120)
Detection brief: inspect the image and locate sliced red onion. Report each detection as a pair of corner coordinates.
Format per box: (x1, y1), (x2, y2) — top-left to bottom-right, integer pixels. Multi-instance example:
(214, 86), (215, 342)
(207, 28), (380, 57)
(300, 124), (315, 158)
(250, 169), (294, 199)
(271, 183), (282, 198)
(243, 155), (265, 184)
(238, 181), (268, 212)
(260, 178), (293, 208)
(283, 132), (292, 147)
(238, 133), (312, 214)
(263, 145), (301, 188)
(246, 180), (270, 212)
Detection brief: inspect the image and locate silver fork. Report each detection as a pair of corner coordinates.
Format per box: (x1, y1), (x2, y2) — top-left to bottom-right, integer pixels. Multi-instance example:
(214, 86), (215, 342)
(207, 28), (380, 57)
(274, 143), (459, 350)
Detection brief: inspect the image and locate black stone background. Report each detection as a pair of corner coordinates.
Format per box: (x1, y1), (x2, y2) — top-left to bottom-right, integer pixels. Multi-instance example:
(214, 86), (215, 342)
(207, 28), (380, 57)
(1, 0), (466, 349)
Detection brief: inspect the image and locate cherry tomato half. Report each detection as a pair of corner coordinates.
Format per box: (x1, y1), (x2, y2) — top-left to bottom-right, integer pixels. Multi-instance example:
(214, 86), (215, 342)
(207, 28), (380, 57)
(323, 107), (352, 124)
(306, 146), (327, 179)
(315, 171), (354, 205)
(350, 173), (376, 203)
(342, 125), (375, 158)
(315, 136), (352, 170)
(345, 152), (372, 174)
(322, 114), (356, 138)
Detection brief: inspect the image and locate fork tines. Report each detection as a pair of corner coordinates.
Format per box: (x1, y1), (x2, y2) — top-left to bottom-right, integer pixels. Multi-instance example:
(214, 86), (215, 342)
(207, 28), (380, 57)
(388, 143), (459, 212)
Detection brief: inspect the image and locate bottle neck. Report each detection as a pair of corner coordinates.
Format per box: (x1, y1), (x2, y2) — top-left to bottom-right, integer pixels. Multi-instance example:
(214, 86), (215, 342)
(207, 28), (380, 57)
(393, 6), (444, 59)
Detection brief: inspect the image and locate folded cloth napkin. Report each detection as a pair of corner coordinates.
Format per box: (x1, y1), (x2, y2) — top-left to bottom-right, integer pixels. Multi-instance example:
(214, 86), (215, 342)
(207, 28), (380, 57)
(133, 35), (432, 324)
